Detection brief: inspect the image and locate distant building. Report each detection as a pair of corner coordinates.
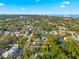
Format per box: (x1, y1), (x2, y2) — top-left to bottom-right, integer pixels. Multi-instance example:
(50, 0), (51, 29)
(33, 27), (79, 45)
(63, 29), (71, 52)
(5, 18), (12, 21)
(64, 18), (71, 21)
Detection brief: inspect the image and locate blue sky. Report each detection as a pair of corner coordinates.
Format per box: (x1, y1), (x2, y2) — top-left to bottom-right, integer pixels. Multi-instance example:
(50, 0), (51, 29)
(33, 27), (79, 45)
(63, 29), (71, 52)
(0, 0), (79, 14)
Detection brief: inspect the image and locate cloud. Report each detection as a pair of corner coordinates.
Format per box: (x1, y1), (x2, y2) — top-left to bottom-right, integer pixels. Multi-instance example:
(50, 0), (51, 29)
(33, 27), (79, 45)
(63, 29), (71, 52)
(60, 1), (70, 8)
(62, 1), (70, 5)
(0, 3), (5, 6)
(21, 8), (26, 10)
(60, 5), (66, 8)
(35, 0), (40, 3)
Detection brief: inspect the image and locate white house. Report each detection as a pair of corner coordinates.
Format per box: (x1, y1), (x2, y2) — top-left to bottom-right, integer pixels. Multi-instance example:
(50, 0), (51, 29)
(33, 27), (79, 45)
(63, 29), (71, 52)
(2, 44), (19, 58)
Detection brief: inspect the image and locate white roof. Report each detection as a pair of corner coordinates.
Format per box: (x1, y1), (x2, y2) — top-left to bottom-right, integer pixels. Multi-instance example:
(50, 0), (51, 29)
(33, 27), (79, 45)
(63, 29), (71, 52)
(2, 44), (19, 58)
(2, 51), (9, 58)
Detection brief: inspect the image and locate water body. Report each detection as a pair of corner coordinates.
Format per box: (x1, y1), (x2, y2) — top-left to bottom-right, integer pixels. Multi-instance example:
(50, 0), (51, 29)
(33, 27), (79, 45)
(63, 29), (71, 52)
(47, 14), (79, 18)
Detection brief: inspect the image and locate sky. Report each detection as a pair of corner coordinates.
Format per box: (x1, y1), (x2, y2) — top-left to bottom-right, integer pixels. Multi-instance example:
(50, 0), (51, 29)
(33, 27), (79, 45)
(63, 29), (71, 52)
(0, 0), (79, 14)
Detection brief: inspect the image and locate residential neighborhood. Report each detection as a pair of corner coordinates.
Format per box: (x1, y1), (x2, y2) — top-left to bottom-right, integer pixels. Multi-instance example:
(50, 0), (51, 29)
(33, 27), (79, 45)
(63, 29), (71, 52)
(0, 15), (79, 59)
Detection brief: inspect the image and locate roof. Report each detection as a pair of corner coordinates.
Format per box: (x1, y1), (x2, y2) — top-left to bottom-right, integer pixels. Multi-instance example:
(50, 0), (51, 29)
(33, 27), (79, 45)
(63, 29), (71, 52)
(2, 44), (19, 58)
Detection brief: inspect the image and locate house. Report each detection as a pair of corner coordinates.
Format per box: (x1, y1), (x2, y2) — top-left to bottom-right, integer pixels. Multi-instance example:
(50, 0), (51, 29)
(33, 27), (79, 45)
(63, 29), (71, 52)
(20, 16), (24, 18)
(42, 37), (48, 42)
(5, 18), (12, 21)
(49, 30), (58, 35)
(2, 44), (19, 58)
(36, 33), (42, 39)
(63, 36), (71, 41)
(35, 53), (42, 59)
(0, 30), (3, 35)
(27, 30), (33, 35)
(0, 20), (3, 23)
(57, 38), (64, 44)
(64, 18), (71, 21)
(4, 31), (11, 35)
(32, 42), (37, 46)
(13, 30), (21, 36)
(40, 30), (48, 35)
(58, 26), (66, 31)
